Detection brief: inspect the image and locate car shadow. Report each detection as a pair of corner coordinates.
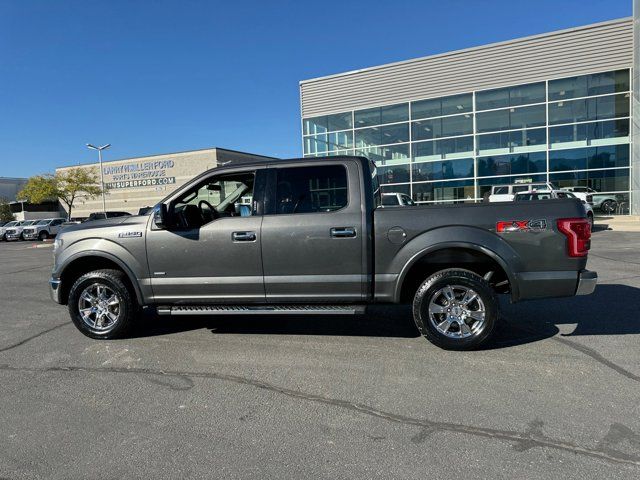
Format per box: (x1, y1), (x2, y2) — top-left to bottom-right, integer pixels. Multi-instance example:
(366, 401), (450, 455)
(130, 284), (639, 349)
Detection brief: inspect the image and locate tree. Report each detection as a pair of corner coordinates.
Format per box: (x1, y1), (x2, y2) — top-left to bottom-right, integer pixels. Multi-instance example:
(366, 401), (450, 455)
(0, 197), (15, 223)
(18, 167), (105, 220)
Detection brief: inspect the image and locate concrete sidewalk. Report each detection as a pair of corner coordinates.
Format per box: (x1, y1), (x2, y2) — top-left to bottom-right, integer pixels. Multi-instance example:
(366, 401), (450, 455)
(595, 215), (640, 232)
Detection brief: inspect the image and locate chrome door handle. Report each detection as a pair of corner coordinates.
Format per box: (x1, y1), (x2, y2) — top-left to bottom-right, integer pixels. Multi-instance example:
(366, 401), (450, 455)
(232, 231), (257, 242)
(330, 227), (356, 238)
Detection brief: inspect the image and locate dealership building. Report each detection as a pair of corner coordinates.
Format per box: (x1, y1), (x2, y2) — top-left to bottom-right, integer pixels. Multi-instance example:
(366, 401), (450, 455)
(56, 147), (274, 218)
(300, 16), (639, 215)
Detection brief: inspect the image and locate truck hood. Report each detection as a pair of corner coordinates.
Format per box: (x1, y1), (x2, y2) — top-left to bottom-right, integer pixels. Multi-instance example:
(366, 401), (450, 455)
(61, 215), (147, 234)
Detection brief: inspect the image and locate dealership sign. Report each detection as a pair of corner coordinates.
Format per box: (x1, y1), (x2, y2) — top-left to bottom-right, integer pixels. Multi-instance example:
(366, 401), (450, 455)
(102, 160), (177, 190)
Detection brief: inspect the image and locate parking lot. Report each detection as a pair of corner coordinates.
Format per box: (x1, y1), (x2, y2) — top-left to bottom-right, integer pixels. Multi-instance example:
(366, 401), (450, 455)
(0, 228), (639, 479)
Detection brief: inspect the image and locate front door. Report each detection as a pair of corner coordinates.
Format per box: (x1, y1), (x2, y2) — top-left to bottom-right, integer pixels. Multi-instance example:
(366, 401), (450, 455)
(260, 162), (365, 302)
(146, 169), (265, 304)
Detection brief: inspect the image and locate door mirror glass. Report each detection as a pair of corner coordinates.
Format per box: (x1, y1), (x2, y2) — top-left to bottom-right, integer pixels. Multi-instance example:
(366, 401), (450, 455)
(153, 204), (169, 229)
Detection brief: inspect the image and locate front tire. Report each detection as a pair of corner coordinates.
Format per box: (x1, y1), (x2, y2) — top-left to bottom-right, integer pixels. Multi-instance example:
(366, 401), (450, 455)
(601, 199), (617, 214)
(412, 269), (498, 350)
(68, 269), (136, 339)
(38, 231), (49, 241)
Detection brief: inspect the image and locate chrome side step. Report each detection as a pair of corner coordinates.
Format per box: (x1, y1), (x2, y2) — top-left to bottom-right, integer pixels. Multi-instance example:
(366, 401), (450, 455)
(157, 304), (367, 316)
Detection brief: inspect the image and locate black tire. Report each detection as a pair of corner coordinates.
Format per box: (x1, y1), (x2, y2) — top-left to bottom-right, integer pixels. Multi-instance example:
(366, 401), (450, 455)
(38, 231), (49, 241)
(412, 269), (498, 350)
(600, 199), (617, 214)
(68, 269), (136, 339)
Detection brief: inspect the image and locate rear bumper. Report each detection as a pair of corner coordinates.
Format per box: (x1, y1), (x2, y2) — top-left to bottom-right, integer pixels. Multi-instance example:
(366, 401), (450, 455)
(49, 277), (62, 304)
(576, 270), (597, 296)
(514, 269), (597, 301)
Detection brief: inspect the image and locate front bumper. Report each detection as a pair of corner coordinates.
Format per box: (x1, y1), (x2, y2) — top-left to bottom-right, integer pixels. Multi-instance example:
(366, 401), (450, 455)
(49, 277), (62, 304)
(6, 233), (21, 241)
(576, 269), (597, 296)
(23, 232), (37, 240)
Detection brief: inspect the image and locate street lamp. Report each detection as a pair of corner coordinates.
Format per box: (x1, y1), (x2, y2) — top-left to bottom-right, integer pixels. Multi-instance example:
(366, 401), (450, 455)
(86, 143), (111, 213)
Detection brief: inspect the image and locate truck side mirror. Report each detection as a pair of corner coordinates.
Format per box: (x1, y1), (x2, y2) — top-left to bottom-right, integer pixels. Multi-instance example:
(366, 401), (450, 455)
(153, 204), (170, 229)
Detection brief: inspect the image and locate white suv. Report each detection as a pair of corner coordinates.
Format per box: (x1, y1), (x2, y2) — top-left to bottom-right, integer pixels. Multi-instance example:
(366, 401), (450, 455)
(489, 182), (555, 202)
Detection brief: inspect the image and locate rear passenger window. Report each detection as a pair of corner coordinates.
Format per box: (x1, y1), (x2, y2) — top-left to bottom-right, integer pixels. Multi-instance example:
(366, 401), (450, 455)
(275, 165), (348, 214)
(493, 187), (508, 194)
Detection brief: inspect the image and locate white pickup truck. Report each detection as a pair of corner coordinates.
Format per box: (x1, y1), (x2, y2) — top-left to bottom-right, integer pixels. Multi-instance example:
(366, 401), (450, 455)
(22, 218), (67, 241)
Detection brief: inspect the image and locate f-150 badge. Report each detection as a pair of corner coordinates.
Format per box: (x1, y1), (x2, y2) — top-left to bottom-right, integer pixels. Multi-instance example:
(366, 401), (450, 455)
(496, 219), (547, 232)
(118, 231), (143, 238)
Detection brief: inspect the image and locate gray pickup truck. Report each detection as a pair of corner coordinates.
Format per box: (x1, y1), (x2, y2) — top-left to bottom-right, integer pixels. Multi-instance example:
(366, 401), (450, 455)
(49, 156), (596, 350)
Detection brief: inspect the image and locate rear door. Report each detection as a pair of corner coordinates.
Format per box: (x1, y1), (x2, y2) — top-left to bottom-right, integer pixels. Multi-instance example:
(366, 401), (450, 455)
(260, 161), (365, 302)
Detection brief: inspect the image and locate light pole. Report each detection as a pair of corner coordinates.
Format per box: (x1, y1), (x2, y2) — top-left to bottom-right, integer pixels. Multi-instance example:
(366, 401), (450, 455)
(86, 143), (111, 213)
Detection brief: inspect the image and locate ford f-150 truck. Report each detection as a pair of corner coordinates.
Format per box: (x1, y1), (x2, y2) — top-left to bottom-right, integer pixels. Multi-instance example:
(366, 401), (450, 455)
(49, 156), (596, 350)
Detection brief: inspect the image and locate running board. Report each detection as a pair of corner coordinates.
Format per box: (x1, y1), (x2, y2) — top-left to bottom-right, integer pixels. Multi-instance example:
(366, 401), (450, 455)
(156, 304), (367, 316)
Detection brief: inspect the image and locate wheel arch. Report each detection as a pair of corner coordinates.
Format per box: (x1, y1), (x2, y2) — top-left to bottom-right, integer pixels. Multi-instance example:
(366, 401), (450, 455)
(58, 252), (144, 306)
(394, 241), (519, 304)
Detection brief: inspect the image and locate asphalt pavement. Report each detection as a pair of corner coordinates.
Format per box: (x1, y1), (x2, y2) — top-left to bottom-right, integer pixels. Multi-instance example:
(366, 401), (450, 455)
(0, 228), (639, 479)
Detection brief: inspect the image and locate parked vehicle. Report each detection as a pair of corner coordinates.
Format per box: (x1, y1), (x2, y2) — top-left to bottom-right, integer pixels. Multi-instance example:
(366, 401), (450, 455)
(22, 218), (67, 241)
(1, 221), (20, 241)
(381, 192), (415, 206)
(514, 190), (594, 225)
(488, 182), (555, 202)
(560, 186), (619, 214)
(5, 220), (39, 241)
(85, 211), (132, 222)
(50, 156), (596, 350)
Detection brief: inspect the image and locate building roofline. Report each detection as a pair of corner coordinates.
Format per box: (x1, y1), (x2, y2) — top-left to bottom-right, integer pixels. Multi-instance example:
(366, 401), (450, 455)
(0, 177), (28, 181)
(299, 17), (632, 86)
(56, 146), (277, 169)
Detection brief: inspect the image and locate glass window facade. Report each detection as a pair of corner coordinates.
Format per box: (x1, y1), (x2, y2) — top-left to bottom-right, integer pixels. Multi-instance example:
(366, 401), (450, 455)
(302, 69), (632, 212)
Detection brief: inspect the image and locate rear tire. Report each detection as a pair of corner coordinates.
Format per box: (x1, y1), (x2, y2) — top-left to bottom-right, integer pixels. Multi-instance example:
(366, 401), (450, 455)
(68, 269), (136, 339)
(412, 269), (498, 350)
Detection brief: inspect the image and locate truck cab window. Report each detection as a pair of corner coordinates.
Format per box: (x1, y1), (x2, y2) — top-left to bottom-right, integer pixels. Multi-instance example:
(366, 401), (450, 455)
(172, 172), (255, 228)
(275, 165), (348, 214)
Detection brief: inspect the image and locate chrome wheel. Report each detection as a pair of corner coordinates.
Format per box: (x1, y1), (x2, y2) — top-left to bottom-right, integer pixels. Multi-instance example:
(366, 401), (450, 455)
(428, 284), (486, 339)
(77, 283), (122, 331)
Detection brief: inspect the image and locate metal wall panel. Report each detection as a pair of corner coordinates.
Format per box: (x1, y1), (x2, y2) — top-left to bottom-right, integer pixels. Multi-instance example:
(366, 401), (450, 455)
(300, 18), (633, 118)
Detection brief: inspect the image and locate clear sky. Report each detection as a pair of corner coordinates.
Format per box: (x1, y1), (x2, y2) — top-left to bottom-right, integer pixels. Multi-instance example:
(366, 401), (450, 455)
(0, 0), (632, 178)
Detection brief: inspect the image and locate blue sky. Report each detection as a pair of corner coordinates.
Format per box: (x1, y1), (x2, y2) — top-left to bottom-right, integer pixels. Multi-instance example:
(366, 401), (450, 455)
(0, 0), (631, 178)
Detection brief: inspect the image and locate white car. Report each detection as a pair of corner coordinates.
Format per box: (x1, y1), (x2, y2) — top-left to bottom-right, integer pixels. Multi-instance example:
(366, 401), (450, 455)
(381, 192), (416, 206)
(488, 182), (555, 202)
(514, 189), (594, 225)
(21, 218), (66, 241)
(1, 220), (20, 241)
(4, 220), (39, 241)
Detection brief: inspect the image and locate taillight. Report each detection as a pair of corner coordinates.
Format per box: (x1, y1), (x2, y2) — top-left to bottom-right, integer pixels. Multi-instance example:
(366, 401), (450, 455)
(557, 218), (591, 257)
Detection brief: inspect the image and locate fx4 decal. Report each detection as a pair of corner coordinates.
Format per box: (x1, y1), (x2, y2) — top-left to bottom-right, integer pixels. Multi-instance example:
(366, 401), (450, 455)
(496, 219), (547, 233)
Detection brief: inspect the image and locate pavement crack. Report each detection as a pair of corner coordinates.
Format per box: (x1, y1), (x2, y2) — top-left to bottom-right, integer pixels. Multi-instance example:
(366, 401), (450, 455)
(501, 317), (640, 383)
(0, 264), (52, 275)
(0, 322), (71, 354)
(0, 363), (639, 466)
(552, 335), (640, 382)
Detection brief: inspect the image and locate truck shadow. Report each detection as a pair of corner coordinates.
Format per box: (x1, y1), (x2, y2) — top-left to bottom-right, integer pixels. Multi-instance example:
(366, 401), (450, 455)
(132, 284), (638, 348)
(485, 283), (640, 349)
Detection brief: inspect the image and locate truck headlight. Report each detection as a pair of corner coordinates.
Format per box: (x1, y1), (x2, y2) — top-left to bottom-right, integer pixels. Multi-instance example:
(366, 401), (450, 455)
(53, 238), (63, 252)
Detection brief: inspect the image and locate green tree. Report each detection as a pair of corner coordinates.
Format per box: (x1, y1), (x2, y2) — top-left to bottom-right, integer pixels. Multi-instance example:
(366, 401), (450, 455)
(18, 167), (106, 220)
(0, 197), (15, 223)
